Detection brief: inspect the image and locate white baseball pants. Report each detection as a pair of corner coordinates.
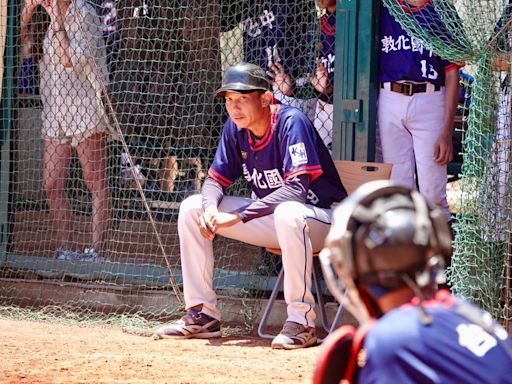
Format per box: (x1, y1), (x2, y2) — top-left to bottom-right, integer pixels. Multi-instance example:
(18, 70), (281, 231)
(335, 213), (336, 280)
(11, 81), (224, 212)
(178, 194), (334, 327)
(378, 88), (451, 221)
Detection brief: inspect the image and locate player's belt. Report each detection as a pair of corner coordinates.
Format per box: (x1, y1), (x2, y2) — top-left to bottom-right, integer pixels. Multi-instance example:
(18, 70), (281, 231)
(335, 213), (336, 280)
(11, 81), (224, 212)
(380, 82), (442, 96)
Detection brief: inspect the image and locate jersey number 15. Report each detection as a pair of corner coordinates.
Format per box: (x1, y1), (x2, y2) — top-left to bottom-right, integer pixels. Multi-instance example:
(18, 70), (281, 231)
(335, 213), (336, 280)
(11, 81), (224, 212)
(420, 60), (438, 80)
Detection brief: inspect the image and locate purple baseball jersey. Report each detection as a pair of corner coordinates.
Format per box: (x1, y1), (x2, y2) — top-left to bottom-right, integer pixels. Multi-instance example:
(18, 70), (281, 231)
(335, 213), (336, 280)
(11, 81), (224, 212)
(243, 1), (316, 82)
(359, 290), (512, 383)
(208, 105), (346, 208)
(379, 2), (459, 86)
(318, 9), (336, 103)
(94, 0), (117, 36)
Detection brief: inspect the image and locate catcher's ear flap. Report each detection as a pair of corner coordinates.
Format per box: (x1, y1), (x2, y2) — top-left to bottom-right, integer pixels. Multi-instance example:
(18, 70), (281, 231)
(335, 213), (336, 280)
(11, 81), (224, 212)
(313, 325), (356, 384)
(429, 206), (453, 259)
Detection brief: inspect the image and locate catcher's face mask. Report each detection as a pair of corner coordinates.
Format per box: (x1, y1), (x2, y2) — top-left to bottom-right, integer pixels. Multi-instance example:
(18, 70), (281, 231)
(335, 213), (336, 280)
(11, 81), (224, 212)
(319, 181), (452, 316)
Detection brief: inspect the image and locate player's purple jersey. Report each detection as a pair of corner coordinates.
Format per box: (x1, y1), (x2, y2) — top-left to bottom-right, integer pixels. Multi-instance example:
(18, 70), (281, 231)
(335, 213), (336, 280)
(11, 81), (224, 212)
(379, 3), (459, 86)
(495, 0), (512, 51)
(208, 105), (346, 208)
(359, 290), (512, 384)
(243, 1), (315, 83)
(94, 0), (117, 36)
(318, 10), (336, 104)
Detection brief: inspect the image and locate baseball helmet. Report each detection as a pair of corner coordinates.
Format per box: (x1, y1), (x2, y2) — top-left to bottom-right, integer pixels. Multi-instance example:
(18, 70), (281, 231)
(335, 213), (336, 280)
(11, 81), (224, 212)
(320, 180), (452, 305)
(214, 62), (270, 98)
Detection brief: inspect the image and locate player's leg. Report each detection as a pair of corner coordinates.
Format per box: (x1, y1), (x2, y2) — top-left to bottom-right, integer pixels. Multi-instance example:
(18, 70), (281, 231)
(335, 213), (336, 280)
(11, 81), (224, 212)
(378, 89), (416, 189)
(156, 194), (275, 339)
(77, 132), (110, 258)
(43, 139), (74, 255)
(409, 91), (451, 221)
(270, 201), (332, 349)
(178, 195), (279, 317)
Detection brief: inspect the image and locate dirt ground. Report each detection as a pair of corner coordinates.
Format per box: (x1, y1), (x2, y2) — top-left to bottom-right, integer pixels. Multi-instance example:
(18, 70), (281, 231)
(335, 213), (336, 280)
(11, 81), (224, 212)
(0, 319), (320, 384)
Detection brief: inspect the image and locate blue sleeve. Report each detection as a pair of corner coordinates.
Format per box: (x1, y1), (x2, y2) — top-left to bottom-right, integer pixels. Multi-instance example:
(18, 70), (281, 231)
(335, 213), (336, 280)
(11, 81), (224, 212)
(236, 173), (309, 222)
(208, 121), (243, 187)
(201, 177), (224, 211)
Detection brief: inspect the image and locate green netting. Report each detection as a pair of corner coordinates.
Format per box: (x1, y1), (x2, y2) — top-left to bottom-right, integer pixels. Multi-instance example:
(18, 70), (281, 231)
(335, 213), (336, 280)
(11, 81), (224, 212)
(5, 0), (510, 336)
(383, 0), (511, 326)
(1, 0), (324, 331)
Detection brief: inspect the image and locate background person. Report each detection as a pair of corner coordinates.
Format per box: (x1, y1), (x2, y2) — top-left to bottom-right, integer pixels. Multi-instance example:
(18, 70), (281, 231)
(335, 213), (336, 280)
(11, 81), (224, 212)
(154, 62), (347, 349)
(243, 0), (318, 120)
(377, 0), (460, 223)
(268, 0), (337, 152)
(21, 0), (111, 261)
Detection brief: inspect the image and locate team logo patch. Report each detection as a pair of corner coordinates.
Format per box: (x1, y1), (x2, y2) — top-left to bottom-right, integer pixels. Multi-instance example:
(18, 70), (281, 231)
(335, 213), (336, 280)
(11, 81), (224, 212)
(289, 143), (308, 166)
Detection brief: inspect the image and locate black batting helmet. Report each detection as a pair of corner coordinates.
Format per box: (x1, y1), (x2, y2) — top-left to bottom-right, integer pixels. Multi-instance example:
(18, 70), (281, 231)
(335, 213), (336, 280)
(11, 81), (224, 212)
(320, 181), (452, 304)
(214, 62), (270, 98)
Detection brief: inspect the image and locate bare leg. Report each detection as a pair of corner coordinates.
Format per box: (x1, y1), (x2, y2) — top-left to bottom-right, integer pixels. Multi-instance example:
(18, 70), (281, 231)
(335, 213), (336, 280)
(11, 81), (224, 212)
(190, 157), (205, 192)
(77, 132), (110, 252)
(43, 139), (73, 250)
(161, 155), (178, 192)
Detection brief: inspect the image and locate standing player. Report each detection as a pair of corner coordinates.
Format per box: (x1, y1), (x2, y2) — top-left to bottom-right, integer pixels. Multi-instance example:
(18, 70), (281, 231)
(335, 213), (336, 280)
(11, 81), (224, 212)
(311, 0), (336, 152)
(269, 0), (337, 152)
(314, 181), (512, 384)
(243, 0), (317, 120)
(154, 63), (347, 349)
(378, 0), (460, 223)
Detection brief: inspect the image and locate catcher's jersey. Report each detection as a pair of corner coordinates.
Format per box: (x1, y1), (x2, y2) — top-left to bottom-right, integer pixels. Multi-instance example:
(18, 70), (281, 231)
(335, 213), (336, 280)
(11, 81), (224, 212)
(208, 105), (346, 208)
(243, 1), (315, 83)
(379, 3), (458, 86)
(318, 10), (336, 104)
(359, 290), (512, 384)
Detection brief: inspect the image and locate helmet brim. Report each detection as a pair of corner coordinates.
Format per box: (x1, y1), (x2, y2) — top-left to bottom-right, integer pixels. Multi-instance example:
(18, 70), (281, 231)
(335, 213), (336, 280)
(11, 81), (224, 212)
(213, 83), (269, 98)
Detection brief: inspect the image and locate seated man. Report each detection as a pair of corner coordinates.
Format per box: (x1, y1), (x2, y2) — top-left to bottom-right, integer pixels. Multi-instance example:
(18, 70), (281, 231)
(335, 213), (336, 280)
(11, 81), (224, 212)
(155, 62), (347, 349)
(315, 181), (512, 383)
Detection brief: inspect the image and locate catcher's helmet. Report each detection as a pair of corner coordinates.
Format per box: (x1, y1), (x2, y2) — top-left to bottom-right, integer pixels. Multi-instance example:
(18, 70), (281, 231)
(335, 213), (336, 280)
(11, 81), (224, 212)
(320, 181), (452, 304)
(214, 62), (270, 98)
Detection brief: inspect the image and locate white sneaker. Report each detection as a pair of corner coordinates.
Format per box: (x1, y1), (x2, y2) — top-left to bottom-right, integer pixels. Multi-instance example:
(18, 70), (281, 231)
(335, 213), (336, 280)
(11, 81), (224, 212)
(271, 321), (317, 350)
(54, 248), (82, 261)
(81, 248), (107, 263)
(154, 309), (221, 340)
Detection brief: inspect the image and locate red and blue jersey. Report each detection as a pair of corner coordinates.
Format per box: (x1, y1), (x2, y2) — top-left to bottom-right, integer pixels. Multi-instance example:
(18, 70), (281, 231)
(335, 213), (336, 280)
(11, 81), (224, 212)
(243, 1), (316, 84)
(379, 2), (459, 86)
(318, 10), (336, 104)
(359, 290), (512, 383)
(208, 105), (346, 208)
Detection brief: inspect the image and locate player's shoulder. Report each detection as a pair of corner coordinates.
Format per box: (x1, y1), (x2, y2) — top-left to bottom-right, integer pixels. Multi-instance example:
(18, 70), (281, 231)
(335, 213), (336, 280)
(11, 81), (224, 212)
(277, 104), (311, 124)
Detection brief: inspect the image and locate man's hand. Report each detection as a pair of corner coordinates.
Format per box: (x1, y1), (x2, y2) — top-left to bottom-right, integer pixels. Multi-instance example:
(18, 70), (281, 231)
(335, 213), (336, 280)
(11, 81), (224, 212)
(198, 207), (241, 241)
(433, 131), (453, 165)
(21, 0), (43, 45)
(267, 62), (294, 97)
(309, 59), (333, 94)
(198, 206), (218, 241)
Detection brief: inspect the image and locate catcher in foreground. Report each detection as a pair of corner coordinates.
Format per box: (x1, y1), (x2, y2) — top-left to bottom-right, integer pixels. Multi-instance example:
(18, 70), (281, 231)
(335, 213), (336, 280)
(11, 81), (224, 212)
(314, 181), (512, 384)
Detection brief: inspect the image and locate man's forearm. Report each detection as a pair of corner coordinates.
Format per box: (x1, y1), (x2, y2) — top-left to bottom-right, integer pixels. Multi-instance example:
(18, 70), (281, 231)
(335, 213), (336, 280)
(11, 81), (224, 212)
(443, 69), (460, 135)
(20, 1), (37, 45)
(236, 174), (309, 223)
(201, 177), (224, 212)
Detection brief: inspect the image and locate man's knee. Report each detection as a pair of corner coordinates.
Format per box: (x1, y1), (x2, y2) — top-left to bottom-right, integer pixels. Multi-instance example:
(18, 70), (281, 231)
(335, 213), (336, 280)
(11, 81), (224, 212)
(179, 194), (203, 216)
(274, 201), (306, 227)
